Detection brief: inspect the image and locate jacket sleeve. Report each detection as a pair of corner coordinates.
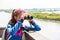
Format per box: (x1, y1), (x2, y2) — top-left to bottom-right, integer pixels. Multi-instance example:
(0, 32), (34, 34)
(24, 20), (41, 31)
(7, 21), (23, 36)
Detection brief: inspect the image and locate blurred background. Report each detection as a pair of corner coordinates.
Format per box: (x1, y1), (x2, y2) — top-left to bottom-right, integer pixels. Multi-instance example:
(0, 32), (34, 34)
(0, 0), (60, 40)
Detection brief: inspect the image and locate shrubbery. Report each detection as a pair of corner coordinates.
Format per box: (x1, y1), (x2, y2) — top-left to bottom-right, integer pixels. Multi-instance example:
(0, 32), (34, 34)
(29, 12), (60, 21)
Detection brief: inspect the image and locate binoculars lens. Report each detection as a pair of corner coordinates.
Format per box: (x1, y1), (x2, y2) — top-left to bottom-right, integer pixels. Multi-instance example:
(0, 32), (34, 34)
(24, 16), (33, 20)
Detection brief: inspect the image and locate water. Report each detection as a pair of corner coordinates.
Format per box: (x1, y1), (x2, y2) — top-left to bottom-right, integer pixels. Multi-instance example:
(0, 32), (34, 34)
(34, 19), (60, 40)
(0, 12), (11, 27)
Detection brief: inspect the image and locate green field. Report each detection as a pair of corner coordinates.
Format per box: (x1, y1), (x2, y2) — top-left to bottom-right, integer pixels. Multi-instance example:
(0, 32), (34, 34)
(28, 12), (60, 21)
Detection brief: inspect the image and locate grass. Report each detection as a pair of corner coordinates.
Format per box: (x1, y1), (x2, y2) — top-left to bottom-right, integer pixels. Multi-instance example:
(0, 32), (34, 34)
(28, 12), (60, 21)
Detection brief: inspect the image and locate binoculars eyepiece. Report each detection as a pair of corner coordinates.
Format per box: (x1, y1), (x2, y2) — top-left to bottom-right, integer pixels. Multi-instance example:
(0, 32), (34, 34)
(24, 16), (33, 20)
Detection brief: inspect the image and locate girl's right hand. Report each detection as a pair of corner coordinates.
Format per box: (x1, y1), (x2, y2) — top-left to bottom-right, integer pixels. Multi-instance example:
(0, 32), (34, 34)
(18, 12), (29, 22)
(18, 14), (25, 22)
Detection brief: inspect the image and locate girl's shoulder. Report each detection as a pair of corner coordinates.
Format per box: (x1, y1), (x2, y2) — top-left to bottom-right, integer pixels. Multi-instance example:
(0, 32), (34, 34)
(7, 21), (14, 28)
(8, 20), (15, 26)
(7, 23), (13, 28)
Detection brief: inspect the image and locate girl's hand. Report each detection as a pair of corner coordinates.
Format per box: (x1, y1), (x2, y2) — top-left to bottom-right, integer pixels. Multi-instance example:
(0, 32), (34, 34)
(18, 15), (25, 22)
(28, 20), (35, 25)
(20, 12), (29, 20)
(29, 20), (33, 24)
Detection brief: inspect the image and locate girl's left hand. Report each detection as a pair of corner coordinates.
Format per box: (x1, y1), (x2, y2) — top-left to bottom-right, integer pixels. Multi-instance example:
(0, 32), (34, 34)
(28, 20), (33, 23)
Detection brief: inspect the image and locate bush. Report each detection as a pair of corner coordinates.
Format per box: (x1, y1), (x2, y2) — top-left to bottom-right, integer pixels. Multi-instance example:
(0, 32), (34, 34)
(29, 12), (60, 21)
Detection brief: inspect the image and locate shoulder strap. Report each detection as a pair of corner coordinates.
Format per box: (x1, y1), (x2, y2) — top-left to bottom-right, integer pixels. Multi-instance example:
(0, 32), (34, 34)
(5, 29), (12, 40)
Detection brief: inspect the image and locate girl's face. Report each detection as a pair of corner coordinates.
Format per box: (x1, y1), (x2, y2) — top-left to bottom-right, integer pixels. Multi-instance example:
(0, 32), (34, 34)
(14, 12), (28, 21)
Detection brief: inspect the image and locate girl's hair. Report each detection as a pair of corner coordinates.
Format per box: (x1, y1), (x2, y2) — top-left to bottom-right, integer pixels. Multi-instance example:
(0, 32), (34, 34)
(8, 9), (25, 26)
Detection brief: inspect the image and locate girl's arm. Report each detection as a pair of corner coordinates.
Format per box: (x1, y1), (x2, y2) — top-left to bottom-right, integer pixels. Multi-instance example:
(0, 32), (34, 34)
(24, 20), (41, 31)
(7, 20), (23, 36)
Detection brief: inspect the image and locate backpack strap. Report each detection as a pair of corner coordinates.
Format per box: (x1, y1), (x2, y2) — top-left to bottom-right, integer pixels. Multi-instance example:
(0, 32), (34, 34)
(5, 29), (12, 40)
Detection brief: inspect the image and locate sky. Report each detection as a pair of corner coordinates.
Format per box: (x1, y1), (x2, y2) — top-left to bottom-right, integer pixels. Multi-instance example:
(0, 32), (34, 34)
(0, 0), (60, 9)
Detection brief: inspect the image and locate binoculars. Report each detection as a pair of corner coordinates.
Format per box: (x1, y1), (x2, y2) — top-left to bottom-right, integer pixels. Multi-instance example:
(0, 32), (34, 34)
(24, 16), (33, 20)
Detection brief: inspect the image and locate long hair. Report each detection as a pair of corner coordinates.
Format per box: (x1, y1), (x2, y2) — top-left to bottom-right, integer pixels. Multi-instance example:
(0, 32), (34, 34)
(8, 9), (17, 26)
(8, 9), (25, 26)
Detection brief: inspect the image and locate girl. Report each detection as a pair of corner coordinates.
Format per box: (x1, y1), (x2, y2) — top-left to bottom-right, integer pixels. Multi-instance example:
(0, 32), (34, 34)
(6, 9), (41, 40)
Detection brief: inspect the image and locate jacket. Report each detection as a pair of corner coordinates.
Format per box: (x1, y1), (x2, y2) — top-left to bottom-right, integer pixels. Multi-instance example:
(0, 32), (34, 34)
(6, 20), (41, 40)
